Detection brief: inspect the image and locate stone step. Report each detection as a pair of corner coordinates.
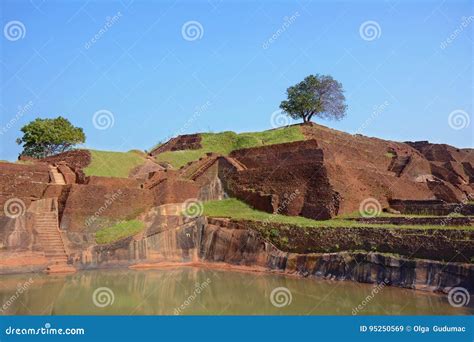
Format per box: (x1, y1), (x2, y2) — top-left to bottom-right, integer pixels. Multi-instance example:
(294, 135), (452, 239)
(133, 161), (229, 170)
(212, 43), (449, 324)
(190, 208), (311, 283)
(41, 244), (63, 249)
(42, 243), (63, 246)
(38, 234), (61, 238)
(45, 253), (67, 258)
(49, 167), (66, 185)
(41, 243), (64, 248)
(42, 244), (65, 248)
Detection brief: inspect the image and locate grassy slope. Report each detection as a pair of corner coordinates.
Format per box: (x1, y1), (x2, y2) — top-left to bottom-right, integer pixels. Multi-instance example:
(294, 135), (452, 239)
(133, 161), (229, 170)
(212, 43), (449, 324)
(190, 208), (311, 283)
(95, 220), (145, 244)
(155, 126), (305, 168)
(84, 150), (146, 178)
(203, 199), (473, 230)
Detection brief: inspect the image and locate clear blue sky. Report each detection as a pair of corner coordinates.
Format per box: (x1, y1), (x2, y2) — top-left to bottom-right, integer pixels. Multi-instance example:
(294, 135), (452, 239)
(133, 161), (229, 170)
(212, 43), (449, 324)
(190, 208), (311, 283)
(0, 0), (472, 161)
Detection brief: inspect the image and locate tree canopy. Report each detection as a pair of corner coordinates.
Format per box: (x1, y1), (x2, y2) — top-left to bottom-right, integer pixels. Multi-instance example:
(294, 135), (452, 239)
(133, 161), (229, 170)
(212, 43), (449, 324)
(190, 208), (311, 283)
(16, 117), (85, 158)
(280, 74), (347, 123)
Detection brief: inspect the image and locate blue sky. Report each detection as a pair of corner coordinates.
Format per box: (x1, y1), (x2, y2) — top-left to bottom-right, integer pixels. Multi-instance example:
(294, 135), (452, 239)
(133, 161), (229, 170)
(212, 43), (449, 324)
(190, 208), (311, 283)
(0, 0), (472, 161)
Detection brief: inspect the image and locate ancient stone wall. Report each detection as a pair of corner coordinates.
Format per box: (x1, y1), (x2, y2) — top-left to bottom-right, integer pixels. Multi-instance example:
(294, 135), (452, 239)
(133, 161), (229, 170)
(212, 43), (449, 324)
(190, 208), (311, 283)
(60, 184), (154, 232)
(42, 150), (91, 170)
(86, 176), (141, 188)
(0, 162), (51, 212)
(224, 141), (338, 219)
(229, 139), (323, 169)
(149, 134), (202, 156)
(150, 178), (200, 205)
(389, 199), (474, 216)
(73, 216), (474, 293)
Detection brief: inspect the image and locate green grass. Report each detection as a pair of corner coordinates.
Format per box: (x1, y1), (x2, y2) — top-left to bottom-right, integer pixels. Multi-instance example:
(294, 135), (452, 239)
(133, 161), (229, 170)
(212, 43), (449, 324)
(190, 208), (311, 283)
(84, 150), (146, 178)
(95, 220), (145, 244)
(155, 126), (305, 168)
(203, 199), (473, 230)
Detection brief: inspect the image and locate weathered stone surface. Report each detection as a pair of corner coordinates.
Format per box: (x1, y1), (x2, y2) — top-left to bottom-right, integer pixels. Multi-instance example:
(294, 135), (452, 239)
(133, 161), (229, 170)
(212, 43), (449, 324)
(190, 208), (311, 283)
(224, 140), (339, 219)
(389, 199), (474, 216)
(237, 219), (473, 262)
(42, 150), (91, 171)
(60, 184), (153, 232)
(301, 124), (474, 214)
(351, 216), (474, 226)
(86, 176), (141, 188)
(0, 162), (51, 212)
(150, 178), (200, 205)
(57, 163), (76, 184)
(73, 216), (474, 293)
(149, 134), (202, 156)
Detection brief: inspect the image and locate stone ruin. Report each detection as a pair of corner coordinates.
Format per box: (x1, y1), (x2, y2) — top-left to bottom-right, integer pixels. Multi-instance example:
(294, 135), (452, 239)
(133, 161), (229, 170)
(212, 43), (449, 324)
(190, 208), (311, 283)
(0, 123), (473, 277)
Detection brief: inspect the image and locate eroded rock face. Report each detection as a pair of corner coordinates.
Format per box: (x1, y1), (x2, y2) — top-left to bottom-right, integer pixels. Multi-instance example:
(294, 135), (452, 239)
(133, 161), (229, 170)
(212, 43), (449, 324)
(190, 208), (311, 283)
(0, 215), (35, 251)
(74, 216), (474, 294)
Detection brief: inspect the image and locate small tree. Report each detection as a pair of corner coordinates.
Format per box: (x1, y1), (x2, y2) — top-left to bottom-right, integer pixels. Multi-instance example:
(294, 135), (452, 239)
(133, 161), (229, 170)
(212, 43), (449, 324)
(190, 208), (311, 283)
(280, 74), (347, 123)
(16, 117), (85, 158)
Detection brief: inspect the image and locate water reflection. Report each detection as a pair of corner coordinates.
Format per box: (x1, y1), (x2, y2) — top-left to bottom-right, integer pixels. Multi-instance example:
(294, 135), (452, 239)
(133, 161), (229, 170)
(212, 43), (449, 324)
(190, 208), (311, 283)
(0, 268), (471, 315)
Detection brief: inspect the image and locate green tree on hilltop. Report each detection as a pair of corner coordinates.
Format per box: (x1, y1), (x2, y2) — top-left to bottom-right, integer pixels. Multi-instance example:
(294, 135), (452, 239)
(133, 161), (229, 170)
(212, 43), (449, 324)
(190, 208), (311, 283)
(16, 117), (85, 158)
(280, 74), (347, 123)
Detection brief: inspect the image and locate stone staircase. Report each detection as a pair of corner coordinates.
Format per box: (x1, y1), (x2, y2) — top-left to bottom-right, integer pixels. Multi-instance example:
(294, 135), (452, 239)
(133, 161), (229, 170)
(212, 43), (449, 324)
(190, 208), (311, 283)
(223, 157), (247, 171)
(188, 157), (219, 181)
(49, 166), (66, 185)
(32, 198), (75, 273)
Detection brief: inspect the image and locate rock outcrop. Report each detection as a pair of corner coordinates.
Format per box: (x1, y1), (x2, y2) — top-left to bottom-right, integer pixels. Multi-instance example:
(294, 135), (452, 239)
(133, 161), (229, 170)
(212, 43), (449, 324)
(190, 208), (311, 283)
(73, 214), (474, 294)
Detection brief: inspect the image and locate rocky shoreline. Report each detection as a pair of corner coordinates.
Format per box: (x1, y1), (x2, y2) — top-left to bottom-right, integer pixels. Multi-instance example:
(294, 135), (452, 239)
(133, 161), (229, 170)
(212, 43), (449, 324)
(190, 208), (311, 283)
(69, 216), (474, 295)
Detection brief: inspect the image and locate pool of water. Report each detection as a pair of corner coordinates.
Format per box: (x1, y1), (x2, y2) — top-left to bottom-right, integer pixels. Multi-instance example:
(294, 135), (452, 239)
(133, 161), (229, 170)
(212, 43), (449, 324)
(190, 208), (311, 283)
(0, 267), (471, 315)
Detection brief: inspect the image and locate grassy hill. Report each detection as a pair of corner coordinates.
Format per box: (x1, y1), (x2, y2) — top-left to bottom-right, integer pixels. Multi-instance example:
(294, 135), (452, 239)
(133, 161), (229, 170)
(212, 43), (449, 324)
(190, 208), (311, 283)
(154, 126), (305, 168)
(84, 150), (147, 178)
